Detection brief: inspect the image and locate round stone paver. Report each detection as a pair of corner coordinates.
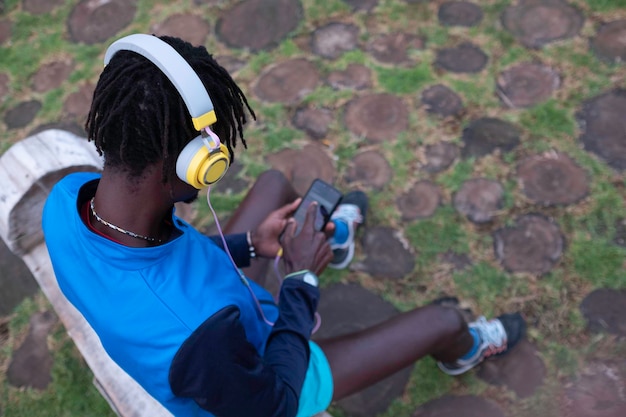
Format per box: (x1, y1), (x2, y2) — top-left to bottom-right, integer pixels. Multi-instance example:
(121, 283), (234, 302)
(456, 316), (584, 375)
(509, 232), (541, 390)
(357, 226), (415, 279)
(31, 59), (74, 93)
(344, 93), (409, 143)
(496, 62), (560, 108)
(22, 0), (64, 14)
(396, 180), (441, 221)
(0, 18), (12, 44)
(150, 13), (210, 46)
(580, 288), (626, 336)
(216, 0), (302, 51)
(313, 283), (412, 417)
(266, 144), (335, 195)
(310, 22), (360, 60)
(501, 0), (584, 49)
(0, 238), (39, 316)
(493, 214), (564, 275)
(477, 340), (546, 398)
(461, 117), (522, 158)
(292, 107), (333, 140)
(577, 89), (626, 171)
(7, 311), (58, 390)
(344, 150), (393, 190)
(327, 63), (372, 91)
(4, 100), (42, 129)
(421, 84), (464, 117)
(453, 178), (504, 224)
(0, 72), (9, 98)
(560, 361), (626, 417)
(423, 141), (460, 173)
(342, 0), (379, 12)
(413, 395), (505, 417)
(68, 0), (138, 44)
(253, 58), (320, 104)
(516, 152), (589, 206)
(438, 1), (484, 27)
(367, 32), (425, 65)
(591, 20), (626, 64)
(435, 42), (488, 73)
(63, 83), (95, 119)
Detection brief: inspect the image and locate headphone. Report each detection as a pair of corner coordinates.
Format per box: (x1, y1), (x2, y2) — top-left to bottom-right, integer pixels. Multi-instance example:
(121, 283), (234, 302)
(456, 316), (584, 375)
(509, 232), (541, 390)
(103, 34), (230, 189)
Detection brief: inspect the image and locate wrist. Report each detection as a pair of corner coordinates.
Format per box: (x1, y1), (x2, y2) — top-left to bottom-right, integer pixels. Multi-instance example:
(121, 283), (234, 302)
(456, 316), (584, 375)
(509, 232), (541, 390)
(284, 270), (319, 287)
(246, 230), (257, 259)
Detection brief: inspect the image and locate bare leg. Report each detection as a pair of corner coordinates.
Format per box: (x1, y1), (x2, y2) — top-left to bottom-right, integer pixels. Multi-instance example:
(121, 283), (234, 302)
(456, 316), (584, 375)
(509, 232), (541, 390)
(316, 304), (473, 400)
(223, 170), (299, 287)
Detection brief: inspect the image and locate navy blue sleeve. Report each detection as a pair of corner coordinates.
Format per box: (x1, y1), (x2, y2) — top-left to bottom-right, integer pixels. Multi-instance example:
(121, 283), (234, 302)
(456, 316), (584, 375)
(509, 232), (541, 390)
(208, 233), (251, 268)
(169, 279), (319, 417)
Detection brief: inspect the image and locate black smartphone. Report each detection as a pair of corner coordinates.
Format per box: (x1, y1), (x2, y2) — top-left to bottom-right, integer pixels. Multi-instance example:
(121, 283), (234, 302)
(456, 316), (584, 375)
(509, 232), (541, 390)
(292, 179), (343, 235)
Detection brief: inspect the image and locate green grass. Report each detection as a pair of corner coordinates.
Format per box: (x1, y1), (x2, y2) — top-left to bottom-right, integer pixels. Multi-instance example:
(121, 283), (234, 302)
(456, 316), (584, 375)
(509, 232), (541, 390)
(2, 0), (626, 416)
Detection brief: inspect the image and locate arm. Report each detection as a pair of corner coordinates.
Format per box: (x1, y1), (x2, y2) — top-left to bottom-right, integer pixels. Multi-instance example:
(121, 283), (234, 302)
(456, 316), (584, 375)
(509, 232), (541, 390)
(169, 278), (319, 417)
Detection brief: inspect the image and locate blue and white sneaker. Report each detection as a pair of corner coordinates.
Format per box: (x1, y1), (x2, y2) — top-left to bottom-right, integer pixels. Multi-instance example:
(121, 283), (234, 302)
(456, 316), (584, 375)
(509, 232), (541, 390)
(328, 191), (368, 269)
(437, 313), (526, 376)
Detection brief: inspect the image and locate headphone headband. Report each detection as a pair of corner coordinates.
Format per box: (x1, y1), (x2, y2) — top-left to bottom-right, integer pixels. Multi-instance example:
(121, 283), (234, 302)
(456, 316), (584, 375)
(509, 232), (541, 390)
(104, 34), (217, 130)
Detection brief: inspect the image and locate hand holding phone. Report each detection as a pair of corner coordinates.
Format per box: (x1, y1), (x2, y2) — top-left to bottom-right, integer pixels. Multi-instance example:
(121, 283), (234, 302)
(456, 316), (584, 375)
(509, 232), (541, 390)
(292, 179), (343, 235)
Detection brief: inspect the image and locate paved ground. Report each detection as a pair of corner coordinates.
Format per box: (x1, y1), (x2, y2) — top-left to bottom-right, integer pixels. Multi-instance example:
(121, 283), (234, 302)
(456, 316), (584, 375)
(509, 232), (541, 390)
(1, 1), (625, 416)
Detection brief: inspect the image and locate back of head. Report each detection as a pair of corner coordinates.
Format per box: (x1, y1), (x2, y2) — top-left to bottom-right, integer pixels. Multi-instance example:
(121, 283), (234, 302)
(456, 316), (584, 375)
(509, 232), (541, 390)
(86, 35), (255, 180)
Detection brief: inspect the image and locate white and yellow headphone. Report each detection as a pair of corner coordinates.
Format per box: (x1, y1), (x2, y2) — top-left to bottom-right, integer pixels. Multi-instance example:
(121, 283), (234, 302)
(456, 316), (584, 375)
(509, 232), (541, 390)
(104, 34), (230, 189)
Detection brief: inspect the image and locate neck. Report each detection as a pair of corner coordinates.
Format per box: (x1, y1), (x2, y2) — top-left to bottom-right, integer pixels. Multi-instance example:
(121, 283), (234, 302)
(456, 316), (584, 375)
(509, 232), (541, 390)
(91, 166), (175, 247)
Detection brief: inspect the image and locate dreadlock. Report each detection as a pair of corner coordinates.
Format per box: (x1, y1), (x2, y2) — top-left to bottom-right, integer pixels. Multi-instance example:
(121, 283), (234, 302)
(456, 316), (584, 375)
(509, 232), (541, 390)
(85, 35), (255, 181)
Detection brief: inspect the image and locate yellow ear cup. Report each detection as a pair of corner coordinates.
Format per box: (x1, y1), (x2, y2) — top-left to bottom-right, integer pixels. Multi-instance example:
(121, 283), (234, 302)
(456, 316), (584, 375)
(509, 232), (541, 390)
(177, 137), (230, 188)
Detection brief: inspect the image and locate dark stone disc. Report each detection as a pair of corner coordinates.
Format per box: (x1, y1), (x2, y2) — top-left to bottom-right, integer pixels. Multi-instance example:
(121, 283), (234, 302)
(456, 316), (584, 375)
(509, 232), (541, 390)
(560, 361), (626, 417)
(310, 22), (360, 59)
(4, 100), (41, 129)
(423, 141), (460, 173)
(291, 107), (333, 140)
(461, 117), (522, 158)
(63, 83), (95, 120)
(0, 19), (11, 45)
(367, 32), (425, 65)
(313, 283), (412, 417)
(438, 1), (484, 27)
(435, 42), (488, 73)
(327, 63), (372, 91)
(31, 60), (74, 93)
(0, 239), (39, 316)
(342, 0), (379, 12)
(477, 340), (546, 398)
(266, 144), (335, 195)
(453, 178), (504, 224)
(412, 395), (505, 417)
(344, 150), (393, 190)
(253, 58), (320, 104)
(344, 93), (409, 143)
(496, 62), (560, 108)
(216, 0), (302, 52)
(591, 20), (626, 64)
(421, 84), (464, 117)
(357, 226), (416, 279)
(68, 0), (138, 44)
(396, 180), (441, 221)
(501, 0), (584, 49)
(577, 89), (626, 171)
(22, 0), (64, 15)
(493, 214), (564, 275)
(516, 152), (590, 206)
(150, 13), (211, 46)
(580, 288), (626, 336)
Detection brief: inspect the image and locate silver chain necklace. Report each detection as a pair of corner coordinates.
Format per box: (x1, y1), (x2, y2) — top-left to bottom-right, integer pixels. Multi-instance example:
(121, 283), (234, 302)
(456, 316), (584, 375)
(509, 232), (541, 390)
(90, 197), (161, 243)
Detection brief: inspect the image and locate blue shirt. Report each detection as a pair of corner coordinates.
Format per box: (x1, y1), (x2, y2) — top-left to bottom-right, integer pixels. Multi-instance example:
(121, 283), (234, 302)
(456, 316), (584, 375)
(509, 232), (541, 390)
(43, 173), (319, 417)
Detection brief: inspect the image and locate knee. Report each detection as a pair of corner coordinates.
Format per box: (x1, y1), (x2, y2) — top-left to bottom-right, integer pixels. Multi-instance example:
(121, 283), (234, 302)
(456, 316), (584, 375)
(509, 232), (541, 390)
(429, 304), (468, 341)
(256, 169), (289, 187)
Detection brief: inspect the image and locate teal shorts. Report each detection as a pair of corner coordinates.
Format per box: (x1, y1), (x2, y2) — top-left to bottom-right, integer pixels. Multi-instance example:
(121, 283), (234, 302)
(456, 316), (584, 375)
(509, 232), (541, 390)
(296, 341), (334, 417)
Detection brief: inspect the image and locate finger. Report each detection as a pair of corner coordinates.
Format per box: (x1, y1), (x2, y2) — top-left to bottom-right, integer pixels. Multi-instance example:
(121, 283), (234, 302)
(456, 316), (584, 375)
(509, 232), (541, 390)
(276, 198), (302, 218)
(301, 202), (318, 235)
(323, 220), (335, 239)
(281, 219), (297, 242)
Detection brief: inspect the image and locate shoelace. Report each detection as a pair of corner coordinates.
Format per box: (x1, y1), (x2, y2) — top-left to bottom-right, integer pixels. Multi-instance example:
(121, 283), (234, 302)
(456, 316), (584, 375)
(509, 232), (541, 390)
(474, 317), (508, 358)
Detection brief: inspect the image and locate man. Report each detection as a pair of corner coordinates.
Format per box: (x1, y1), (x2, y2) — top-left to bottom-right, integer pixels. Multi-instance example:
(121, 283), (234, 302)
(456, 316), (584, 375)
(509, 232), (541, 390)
(43, 34), (525, 417)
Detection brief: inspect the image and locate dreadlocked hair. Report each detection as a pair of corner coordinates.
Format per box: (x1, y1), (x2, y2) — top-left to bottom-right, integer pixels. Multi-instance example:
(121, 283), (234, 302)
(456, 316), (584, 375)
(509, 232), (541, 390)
(85, 35), (255, 181)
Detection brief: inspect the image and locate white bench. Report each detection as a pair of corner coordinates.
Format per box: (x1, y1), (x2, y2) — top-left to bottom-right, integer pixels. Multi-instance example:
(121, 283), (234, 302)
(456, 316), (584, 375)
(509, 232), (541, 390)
(0, 129), (332, 417)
